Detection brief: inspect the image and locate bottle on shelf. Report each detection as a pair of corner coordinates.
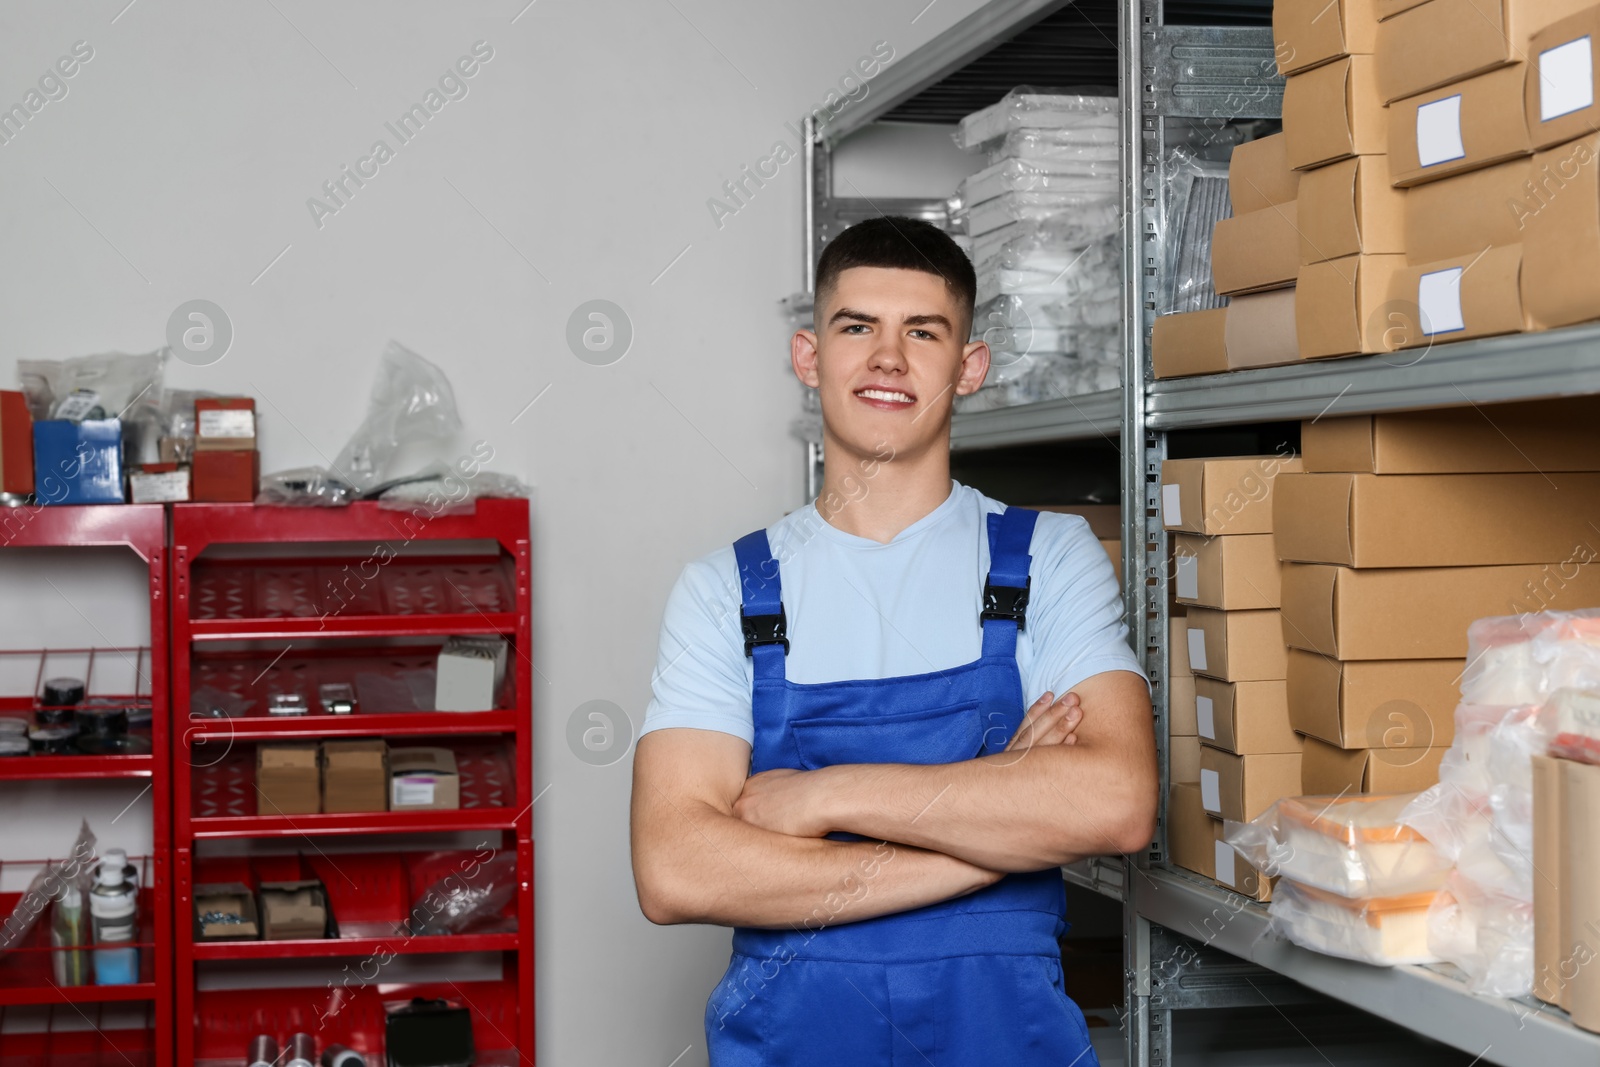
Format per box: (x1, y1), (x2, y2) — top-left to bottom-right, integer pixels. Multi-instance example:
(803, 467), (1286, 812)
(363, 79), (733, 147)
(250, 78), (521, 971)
(50, 880), (88, 986)
(89, 855), (138, 985)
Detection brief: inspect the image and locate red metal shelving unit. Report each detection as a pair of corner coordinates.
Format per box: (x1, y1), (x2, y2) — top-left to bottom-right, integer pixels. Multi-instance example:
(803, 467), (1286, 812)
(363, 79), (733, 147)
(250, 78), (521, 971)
(0, 505), (171, 1066)
(170, 500), (534, 1065)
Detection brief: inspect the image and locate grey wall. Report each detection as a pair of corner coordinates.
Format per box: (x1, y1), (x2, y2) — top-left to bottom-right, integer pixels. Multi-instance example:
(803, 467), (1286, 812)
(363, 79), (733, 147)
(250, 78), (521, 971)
(0, 1), (990, 1063)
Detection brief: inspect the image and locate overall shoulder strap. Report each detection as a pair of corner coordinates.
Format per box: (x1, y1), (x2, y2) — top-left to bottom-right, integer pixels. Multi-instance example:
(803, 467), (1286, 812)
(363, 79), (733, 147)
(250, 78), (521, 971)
(732, 528), (788, 683)
(981, 506), (1040, 657)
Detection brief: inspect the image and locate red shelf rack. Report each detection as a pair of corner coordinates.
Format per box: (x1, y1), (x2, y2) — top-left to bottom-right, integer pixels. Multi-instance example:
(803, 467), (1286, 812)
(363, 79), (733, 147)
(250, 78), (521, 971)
(170, 500), (534, 1064)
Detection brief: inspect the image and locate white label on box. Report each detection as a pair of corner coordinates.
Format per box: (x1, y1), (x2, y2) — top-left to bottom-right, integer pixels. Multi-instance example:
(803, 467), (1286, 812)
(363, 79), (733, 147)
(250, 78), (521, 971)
(1174, 552), (1199, 600)
(1187, 628), (1208, 672)
(393, 778), (435, 807)
(1161, 483), (1182, 527)
(1215, 839), (1237, 887)
(1415, 95), (1466, 167)
(1540, 37), (1595, 121)
(1196, 695), (1216, 740)
(198, 408), (254, 438)
(1200, 767), (1221, 814)
(1417, 267), (1466, 335)
(129, 469), (190, 504)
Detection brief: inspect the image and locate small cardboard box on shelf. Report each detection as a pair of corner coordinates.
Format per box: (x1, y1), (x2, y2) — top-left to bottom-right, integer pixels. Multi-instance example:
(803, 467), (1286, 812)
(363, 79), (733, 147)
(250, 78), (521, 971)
(1283, 56), (1388, 169)
(1286, 650), (1462, 748)
(389, 747), (461, 810)
(1388, 65), (1532, 185)
(1199, 747), (1304, 821)
(1196, 677), (1300, 755)
(256, 743), (320, 815)
(1299, 736), (1447, 792)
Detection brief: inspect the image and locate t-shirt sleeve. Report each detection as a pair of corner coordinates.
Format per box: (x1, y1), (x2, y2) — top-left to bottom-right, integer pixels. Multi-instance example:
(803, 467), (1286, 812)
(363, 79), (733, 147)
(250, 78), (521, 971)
(639, 548), (756, 746)
(1024, 512), (1149, 701)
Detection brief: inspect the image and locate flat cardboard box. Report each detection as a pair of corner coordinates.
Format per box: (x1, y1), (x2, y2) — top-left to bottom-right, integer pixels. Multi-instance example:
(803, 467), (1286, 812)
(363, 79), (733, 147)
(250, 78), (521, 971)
(1196, 676), (1300, 754)
(192, 882), (260, 942)
(1303, 398), (1600, 472)
(1377, 0), (1432, 16)
(321, 739), (389, 814)
(1532, 754), (1565, 1007)
(194, 397), (256, 451)
(1283, 56), (1388, 170)
(1035, 504), (1122, 540)
(1224, 289), (1300, 368)
(1299, 736), (1447, 792)
(255, 743), (320, 815)
(1173, 533), (1281, 609)
(1152, 308), (1229, 379)
(1171, 668), (1198, 737)
(259, 879), (329, 941)
(1281, 561), (1600, 659)
(1275, 0), (1382, 76)
(1403, 158), (1534, 262)
(1229, 133), (1300, 212)
(128, 464), (190, 504)
(1376, 0), (1594, 104)
(0, 391), (33, 495)
(1385, 245), (1526, 347)
(1211, 201), (1301, 295)
(1171, 733), (1202, 784)
(1526, 8), (1600, 149)
(1185, 608), (1289, 681)
(1566, 758), (1600, 1029)
(1297, 156), (1406, 263)
(1199, 748), (1303, 821)
(1295, 253), (1407, 358)
(1275, 471), (1600, 566)
(192, 448), (259, 503)
(1160, 455), (1303, 535)
(1388, 66), (1532, 186)
(1521, 132), (1600, 330)
(1215, 832), (1274, 901)
(1286, 650), (1463, 748)
(1168, 782), (1216, 879)
(389, 746), (461, 810)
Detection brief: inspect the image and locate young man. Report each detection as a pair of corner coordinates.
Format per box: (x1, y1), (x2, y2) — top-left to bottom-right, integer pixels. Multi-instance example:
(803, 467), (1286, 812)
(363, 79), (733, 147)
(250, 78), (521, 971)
(631, 215), (1157, 1066)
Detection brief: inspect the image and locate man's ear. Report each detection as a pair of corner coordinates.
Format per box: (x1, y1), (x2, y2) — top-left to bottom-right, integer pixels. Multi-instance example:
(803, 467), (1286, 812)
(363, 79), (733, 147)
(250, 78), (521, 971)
(954, 338), (990, 396)
(793, 329), (821, 388)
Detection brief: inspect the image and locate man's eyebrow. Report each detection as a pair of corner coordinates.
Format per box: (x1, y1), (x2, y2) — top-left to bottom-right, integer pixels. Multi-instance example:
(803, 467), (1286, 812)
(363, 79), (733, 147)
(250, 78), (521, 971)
(825, 309), (954, 331)
(903, 313), (953, 331)
(827, 307), (877, 326)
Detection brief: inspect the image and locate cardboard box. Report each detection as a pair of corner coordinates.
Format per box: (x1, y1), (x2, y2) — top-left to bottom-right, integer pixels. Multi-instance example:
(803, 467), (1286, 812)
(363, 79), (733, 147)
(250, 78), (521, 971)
(1521, 132), (1600, 329)
(1286, 650), (1463, 748)
(191, 448), (259, 503)
(1532, 754), (1566, 1007)
(1403, 158), (1534, 262)
(0, 391), (33, 495)
(1304, 398), (1600, 472)
(390, 747), (461, 810)
(194, 397), (256, 451)
(1229, 133), (1300, 212)
(256, 743), (320, 815)
(1174, 533), (1281, 610)
(258, 879), (329, 941)
(1295, 253), (1407, 358)
(1185, 608), (1289, 682)
(128, 464), (190, 504)
(1275, 0), (1381, 76)
(1171, 667), (1198, 737)
(1160, 454), (1303, 535)
(1199, 747), (1303, 821)
(1385, 245), (1526, 347)
(1152, 308), (1229, 379)
(33, 419), (123, 505)
(1281, 561), (1600, 659)
(1297, 156), (1407, 264)
(1196, 676), (1300, 754)
(1224, 288), (1300, 368)
(192, 882), (260, 942)
(1377, 0), (1433, 17)
(1036, 504), (1122, 540)
(1211, 201), (1301, 295)
(1171, 733), (1202, 784)
(321, 739), (389, 813)
(1388, 66), (1532, 186)
(1560, 758), (1600, 1023)
(1215, 833), (1274, 900)
(1283, 56), (1388, 170)
(1527, 8), (1600, 149)
(1275, 471), (1600, 567)
(1300, 735), (1448, 792)
(436, 636), (508, 712)
(1168, 782), (1216, 879)
(1377, 0), (1594, 104)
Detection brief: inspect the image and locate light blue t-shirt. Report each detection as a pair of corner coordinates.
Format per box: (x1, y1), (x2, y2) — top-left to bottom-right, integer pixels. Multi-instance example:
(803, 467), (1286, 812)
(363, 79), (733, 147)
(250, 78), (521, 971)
(640, 480), (1147, 746)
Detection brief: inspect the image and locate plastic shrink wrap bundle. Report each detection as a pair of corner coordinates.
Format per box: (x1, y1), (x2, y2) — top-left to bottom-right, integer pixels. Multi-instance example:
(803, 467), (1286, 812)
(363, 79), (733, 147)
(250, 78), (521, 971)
(1265, 881), (1441, 966)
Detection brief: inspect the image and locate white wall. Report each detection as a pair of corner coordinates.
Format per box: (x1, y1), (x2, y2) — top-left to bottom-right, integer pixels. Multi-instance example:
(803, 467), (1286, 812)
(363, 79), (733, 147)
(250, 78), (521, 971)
(0, 2), (991, 1063)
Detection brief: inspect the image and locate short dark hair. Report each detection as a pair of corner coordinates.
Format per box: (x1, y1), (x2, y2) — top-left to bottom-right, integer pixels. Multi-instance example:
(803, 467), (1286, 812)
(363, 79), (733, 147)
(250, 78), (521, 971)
(814, 215), (976, 333)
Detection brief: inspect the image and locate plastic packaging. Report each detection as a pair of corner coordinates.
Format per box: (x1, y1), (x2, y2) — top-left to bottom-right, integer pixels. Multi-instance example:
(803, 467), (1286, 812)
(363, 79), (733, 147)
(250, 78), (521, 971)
(1426, 870), (1534, 996)
(1161, 151), (1230, 315)
(1266, 880), (1442, 966)
(960, 155), (1121, 207)
(374, 467), (529, 515)
(959, 190), (1121, 241)
(0, 820), (96, 960)
(18, 350), (167, 468)
(406, 851), (516, 936)
(955, 87), (1119, 151)
(1550, 687), (1600, 763)
(1460, 609), (1600, 707)
(1224, 794), (1450, 898)
(983, 128), (1122, 165)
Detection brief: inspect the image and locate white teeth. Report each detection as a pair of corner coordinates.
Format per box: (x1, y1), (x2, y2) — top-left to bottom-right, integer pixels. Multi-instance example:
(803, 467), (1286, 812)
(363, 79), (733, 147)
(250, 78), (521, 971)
(858, 388), (913, 403)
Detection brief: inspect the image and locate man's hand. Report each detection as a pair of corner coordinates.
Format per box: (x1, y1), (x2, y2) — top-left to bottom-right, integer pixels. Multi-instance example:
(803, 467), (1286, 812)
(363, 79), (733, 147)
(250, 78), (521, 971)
(733, 767), (835, 838)
(1004, 691), (1082, 753)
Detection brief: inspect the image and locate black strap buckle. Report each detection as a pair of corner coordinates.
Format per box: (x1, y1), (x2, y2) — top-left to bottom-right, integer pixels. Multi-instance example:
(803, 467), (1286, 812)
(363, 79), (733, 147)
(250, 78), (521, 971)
(981, 577), (1030, 631)
(741, 607), (790, 655)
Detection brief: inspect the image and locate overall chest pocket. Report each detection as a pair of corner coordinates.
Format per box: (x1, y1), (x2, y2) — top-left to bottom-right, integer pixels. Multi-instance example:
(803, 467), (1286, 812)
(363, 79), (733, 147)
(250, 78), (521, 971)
(788, 699), (986, 770)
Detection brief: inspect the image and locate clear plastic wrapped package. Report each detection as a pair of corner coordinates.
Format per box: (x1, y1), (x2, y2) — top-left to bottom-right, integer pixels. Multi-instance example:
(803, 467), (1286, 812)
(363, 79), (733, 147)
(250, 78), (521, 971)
(955, 87), (1118, 151)
(406, 851), (517, 935)
(1266, 880), (1442, 966)
(1224, 794), (1450, 898)
(1427, 870), (1534, 996)
(1550, 686), (1600, 763)
(1461, 609), (1600, 707)
(960, 190), (1121, 241)
(984, 127), (1121, 165)
(960, 155), (1120, 206)
(1161, 151), (1230, 314)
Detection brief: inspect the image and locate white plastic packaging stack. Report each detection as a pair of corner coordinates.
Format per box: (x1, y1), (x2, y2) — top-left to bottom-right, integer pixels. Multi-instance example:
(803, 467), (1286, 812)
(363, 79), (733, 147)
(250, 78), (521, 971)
(1400, 608), (1600, 995)
(951, 88), (1122, 411)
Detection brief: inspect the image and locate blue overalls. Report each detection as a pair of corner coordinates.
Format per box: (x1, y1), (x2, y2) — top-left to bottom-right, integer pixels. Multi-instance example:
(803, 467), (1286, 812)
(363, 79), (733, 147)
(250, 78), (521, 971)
(705, 505), (1099, 1067)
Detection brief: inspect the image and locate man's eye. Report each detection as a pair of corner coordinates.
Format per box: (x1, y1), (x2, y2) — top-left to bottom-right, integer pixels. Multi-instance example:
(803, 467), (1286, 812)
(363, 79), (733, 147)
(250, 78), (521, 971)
(910, 330), (935, 340)
(842, 324), (869, 334)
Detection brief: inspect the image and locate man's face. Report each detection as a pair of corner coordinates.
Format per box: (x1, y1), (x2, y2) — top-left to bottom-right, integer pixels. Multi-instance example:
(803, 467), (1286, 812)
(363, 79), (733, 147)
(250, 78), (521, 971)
(794, 266), (989, 460)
